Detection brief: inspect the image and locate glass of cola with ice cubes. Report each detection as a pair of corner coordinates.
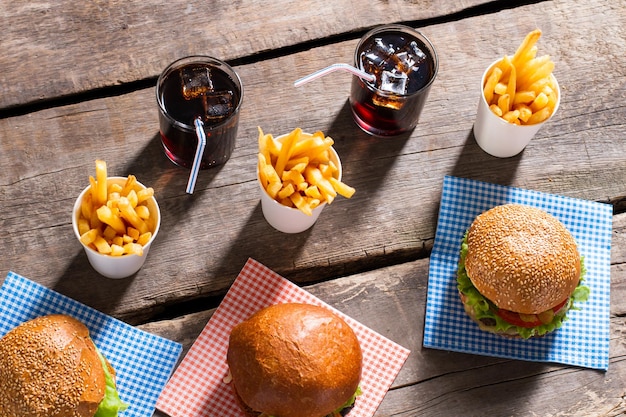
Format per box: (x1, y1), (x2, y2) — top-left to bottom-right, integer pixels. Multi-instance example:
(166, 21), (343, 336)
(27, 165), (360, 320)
(157, 56), (243, 168)
(350, 25), (438, 136)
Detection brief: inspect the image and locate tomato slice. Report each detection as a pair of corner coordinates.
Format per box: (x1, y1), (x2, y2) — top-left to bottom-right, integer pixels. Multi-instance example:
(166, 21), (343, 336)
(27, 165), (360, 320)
(495, 298), (569, 328)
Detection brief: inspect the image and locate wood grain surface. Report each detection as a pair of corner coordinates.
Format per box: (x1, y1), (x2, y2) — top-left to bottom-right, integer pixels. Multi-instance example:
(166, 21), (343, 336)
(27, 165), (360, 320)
(0, 0), (625, 415)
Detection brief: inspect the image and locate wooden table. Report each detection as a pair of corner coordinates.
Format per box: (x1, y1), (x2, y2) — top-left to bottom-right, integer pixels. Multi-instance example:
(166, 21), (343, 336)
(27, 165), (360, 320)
(2, 0), (625, 415)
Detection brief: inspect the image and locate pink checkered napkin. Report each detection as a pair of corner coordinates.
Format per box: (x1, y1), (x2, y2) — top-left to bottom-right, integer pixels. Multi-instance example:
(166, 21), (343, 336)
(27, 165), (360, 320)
(156, 258), (410, 417)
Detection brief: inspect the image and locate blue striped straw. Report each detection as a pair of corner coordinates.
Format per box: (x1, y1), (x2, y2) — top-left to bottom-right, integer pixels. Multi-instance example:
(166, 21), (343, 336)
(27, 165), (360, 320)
(186, 118), (206, 194)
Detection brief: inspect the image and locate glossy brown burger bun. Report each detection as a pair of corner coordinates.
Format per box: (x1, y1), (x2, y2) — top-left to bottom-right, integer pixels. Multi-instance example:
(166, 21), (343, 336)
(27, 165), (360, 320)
(0, 314), (108, 417)
(227, 303), (362, 417)
(465, 204), (581, 314)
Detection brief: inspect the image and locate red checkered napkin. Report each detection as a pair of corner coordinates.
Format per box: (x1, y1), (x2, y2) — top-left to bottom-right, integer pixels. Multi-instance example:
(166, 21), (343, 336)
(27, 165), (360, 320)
(156, 258), (410, 417)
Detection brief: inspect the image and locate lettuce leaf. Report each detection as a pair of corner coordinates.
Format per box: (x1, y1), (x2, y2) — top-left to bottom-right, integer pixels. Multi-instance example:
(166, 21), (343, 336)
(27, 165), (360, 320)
(457, 233), (589, 339)
(334, 385), (362, 414)
(94, 349), (129, 417)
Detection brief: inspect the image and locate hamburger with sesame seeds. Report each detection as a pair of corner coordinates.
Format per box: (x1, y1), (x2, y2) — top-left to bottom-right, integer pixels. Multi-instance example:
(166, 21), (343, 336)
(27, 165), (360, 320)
(457, 204), (590, 339)
(0, 314), (128, 417)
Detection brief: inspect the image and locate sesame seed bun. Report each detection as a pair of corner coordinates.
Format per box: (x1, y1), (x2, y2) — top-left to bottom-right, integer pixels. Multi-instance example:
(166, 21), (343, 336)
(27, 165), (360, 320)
(226, 303), (362, 417)
(465, 204), (581, 314)
(0, 314), (109, 417)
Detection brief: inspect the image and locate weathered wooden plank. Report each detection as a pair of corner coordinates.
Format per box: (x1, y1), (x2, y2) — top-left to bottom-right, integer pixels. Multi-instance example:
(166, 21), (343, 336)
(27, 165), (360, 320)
(0, 0), (624, 322)
(0, 0), (497, 109)
(141, 246), (626, 417)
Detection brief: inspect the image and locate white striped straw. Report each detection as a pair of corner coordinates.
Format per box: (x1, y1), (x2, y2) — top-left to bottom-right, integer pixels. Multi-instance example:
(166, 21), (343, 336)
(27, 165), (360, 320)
(293, 63), (375, 87)
(186, 118), (206, 194)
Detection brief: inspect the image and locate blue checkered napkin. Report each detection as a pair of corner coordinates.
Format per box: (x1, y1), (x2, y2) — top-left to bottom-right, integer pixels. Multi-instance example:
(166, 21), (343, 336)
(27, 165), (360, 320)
(0, 272), (183, 416)
(423, 176), (612, 370)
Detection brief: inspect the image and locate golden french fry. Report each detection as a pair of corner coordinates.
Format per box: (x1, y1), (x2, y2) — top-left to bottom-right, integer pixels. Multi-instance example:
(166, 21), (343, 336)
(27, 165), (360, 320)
(519, 60), (555, 90)
(513, 90), (536, 105)
(277, 183), (295, 200)
(493, 55), (514, 83)
(290, 193), (313, 216)
(109, 183), (123, 194)
(89, 175), (97, 203)
(527, 106), (552, 124)
(110, 244), (125, 256)
(93, 236), (112, 254)
(516, 55), (551, 84)
(77, 217), (91, 236)
(137, 232), (152, 247)
(102, 225), (118, 241)
(118, 197), (149, 234)
(274, 128), (300, 177)
(506, 65), (516, 108)
(502, 110), (521, 124)
(514, 104), (533, 123)
(263, 163), (280, 185)
(305, 166), (336, 199)
(305, 185), (322, 200)
(285, 157), (309, 172)
(127, 227), (140, 241)
(308, 198), (321, 209)
(530, 92), (549, 112)
(94, 160), (108, 207)
(497, 94), (511, 116)
(80, 192), (93, 222)
(126, 189), (139, 208)
(121, 175), (137, 196)
(123, 242), (143, 256)
(135, 205), (150, 220)
(96, 205), (126, 235)
(319, 163), (334, 179)
(511, 29), (542, 67)
(258, 153), (269, 187)
(135, 187), (154, 206)
(489, 104), (503, 117)
(266, 181), (282, 199)
(494, 82), (507, 96)
(282, 169), (306, 186)
(257, 127), (272, 165)
(329, 177), (356, 199)
(80, 229), (99, 246)
(483, 67), (502, 104)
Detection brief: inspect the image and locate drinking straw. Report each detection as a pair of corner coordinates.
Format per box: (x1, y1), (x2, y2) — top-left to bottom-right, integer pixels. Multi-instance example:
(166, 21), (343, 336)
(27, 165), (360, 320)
(293, 63), (375, 87)
(186, 118), (206, 194)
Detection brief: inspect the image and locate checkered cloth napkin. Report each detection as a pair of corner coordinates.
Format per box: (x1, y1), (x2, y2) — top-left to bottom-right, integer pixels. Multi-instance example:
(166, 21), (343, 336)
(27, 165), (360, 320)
(424, 176), (612, 370)
(156, 258), (410, 417)
(0, 272), (183, 416)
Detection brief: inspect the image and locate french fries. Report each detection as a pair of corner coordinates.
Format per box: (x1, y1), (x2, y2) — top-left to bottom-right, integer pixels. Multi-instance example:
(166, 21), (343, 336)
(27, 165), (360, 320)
(77, 160), (156, 256)
(483, 29), (558, 125)
(258, 127), (355, 216)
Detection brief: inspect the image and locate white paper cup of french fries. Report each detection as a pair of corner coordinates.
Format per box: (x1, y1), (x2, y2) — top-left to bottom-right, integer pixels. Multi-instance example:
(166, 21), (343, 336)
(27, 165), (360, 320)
(258, 135), (343, 234)
(72, 176), (161, 279)
(473, 59), (560, 158)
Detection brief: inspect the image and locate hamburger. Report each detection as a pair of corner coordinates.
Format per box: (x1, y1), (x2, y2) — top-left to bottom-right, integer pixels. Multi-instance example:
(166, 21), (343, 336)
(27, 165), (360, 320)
(226, 303), (362, 417)
(0, 314), (128, 417)
(457, 204), (590, 339)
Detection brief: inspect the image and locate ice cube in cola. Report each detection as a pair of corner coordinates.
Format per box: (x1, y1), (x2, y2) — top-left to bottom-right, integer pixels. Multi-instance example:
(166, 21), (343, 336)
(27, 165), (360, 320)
(350, 25), (438, 136)
(180, 65), (235, 123)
